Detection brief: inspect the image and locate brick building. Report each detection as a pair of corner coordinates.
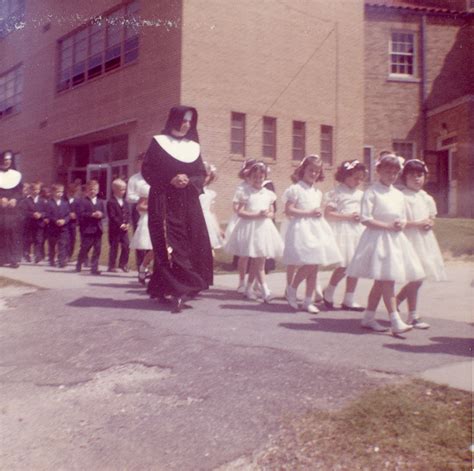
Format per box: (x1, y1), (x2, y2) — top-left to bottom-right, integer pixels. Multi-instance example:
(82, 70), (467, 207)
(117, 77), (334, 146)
(364, 0), (474, 216)
(0, 0), (472, 219)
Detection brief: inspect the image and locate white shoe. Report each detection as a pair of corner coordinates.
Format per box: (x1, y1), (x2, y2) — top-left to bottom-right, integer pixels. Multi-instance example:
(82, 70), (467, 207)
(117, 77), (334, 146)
(361, 318), (389, 332)
(253, 283), (263, 297)
(286, 287), (299, 310)
(303, 302), (319, 314)
(408, 318), (430, 329)
(390, 315), (413, 335)
(244, 288), (259, 300)
(262, 292), (275, 303)
(237, 283), (246, 294)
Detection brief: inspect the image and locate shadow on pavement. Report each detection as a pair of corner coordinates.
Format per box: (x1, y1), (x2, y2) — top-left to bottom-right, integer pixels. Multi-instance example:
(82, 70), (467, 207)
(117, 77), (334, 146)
(385, 336), (473, 358)
(67, 296), (173, 312)
(279, 317), (377, 336)
(218, 302), (294, 314)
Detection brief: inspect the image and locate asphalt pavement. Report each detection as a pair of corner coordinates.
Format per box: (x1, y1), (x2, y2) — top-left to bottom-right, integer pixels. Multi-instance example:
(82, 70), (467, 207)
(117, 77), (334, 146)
(0, 260), (472, 470)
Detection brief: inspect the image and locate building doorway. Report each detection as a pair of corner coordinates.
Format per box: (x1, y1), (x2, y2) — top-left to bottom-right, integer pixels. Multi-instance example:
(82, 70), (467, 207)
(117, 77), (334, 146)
(424, 150), (449, 216)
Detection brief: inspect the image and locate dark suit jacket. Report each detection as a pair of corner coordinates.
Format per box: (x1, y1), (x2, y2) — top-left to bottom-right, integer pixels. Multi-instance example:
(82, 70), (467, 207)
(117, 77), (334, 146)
(24, 196), (48, 228)
(78, 197), (106, 235)
(107, 197), (130, 235)
(46, 199), (71, 233)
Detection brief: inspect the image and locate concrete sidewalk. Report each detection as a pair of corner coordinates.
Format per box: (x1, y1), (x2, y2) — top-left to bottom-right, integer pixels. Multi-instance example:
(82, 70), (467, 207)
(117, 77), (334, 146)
(0, 259), (472, 470)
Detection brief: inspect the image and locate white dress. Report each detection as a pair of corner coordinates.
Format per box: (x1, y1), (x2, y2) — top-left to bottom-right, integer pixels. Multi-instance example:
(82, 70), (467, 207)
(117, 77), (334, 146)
(282, 181), (342, 266)
(130, 180), (152, 250)
(346, 182), (425, 282)
(402, 188), (447, 281)
(324, 184), (364, 267)
(225, 185), (284, 258)
(199, 187), (224, 249)
(224, 182), (248, 240)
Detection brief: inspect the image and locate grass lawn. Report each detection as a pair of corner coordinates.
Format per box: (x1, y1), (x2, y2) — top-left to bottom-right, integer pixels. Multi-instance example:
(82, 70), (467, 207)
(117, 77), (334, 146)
(256, 379), (472, 471)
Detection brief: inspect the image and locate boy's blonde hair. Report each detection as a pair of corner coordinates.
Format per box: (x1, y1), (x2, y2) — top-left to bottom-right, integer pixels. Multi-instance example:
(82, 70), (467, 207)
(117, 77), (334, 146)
(112, 178), (126, 190)
(86, 179), (99, 189)
(51, 183), (64, 192)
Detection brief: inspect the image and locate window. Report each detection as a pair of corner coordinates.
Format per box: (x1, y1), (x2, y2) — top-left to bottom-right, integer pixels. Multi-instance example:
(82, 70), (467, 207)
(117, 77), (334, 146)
(390, 32), (415, 77)
(320, 125), (333, 165)
(262, 116), (276, 159)
(363, 146), (374, 182)
(230, 112), (245, 155)
(0, 64), (22, 119)
(57, 1), (139, 92)
(0, 0), (25, 38)
(292, 121), (305, 161)
(392, 141), (415, 160)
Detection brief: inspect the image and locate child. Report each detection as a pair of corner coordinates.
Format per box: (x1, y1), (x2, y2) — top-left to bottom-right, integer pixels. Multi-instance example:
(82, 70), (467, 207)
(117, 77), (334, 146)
(46, 183), (70, 268)
(346, 154), (425, 335)
(24, 181), (48, 263)
(283, 155), (342, 313)
(323, 159), (367, 311)
(20, 182), (31, 262)
(225, 161), (283, 302)
(225, 159), (255, 292)
(107, 178), (130, 272)
(396, 159), (447, 329)
(76, 179), (105, 275)
(200, 162), (225, 250)
(66, 183), (80, 262)
(129, 180), (153, 284)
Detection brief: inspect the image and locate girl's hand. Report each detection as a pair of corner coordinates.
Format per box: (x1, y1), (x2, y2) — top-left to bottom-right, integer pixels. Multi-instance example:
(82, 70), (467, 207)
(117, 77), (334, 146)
(392, 219), (403, 231)
(422, 218), (434, 231)
(352, 212), (361, 222)
(8, 198), (17, 208)
(1, 197), (8, 208)
(260, 209), (270, 218)
(311, 208), (322, 217)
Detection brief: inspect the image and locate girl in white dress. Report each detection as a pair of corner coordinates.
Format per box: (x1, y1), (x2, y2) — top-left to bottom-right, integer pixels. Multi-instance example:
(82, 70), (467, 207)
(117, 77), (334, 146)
(129, 180), (153, 283)
(200, 162), (224, 250)
(225, 161), (284, 302)
(283, 155), (342, 313)
(323, 159), (367, 311)
(346, 154), (425, 335)
(225, 159), (255, 293)
(396, 159), (447, 329)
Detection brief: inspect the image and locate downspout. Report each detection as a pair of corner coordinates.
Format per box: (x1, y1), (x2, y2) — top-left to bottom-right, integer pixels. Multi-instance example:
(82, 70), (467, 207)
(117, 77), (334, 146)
(420, 14), (428, 156)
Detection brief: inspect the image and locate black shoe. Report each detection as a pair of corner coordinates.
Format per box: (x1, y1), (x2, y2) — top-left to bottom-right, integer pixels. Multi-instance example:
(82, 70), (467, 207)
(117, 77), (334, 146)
(24, 255), (31, 262)
(107, 267), (118, 273)
(91, 270), (102, 275)
(171, 296), (183, 314)
(120, 265), (129, 273)
(58, 263), (67, 268)
(341, 303), (365, 312)
(35, 258), (43, 264)
(322, 298), (334, 309)
(8, 262), (20, 269)
(75, 264), (82, 272)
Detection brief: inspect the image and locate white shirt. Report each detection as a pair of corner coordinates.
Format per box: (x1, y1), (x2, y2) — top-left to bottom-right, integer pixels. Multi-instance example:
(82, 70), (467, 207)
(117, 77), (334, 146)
(361, 182), (406, 224)
(402, 188), (437, 221)
(324, 183), (363, 214)
(282, 181), (323, 212)
(116, 197), (124, 207)
(126, 172), (145, 204)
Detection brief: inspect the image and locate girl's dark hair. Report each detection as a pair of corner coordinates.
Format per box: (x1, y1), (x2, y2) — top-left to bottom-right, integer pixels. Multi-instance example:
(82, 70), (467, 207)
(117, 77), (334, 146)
(238, 158), (257, 179)
(400, 159), (428, 185)
(335, 159), (367, 183)
(247, 161), (268, 178)
(291, 155), (324, 183)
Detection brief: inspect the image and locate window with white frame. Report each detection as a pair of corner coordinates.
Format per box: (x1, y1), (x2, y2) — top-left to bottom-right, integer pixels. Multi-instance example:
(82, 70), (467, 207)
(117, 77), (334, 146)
(389, 32), (415, 77)
(320, 125), (333, 165)
(230, 112), (245, 155)
(392, 141), (415, 160)
(0, 64), (22, 119)
(0, 0), (25, 38)
(262, 116), (277, 159)
(57, 1), (139, 92)
(292, 121), (305, 161)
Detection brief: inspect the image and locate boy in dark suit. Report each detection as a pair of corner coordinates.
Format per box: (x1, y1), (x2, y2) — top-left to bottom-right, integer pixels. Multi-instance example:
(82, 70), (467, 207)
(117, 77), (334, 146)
(107, 178), (130, 272)
(65, 182), (80, 262)
(46, 183), (70, 268)
(24, 181), (48, 263)
(76, 179), (105, 275)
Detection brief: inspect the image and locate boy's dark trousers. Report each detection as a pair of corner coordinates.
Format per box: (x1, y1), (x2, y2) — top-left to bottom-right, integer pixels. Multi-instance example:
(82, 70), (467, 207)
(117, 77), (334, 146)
(77, 234), (102, 272)
(108, 230), (130, 269)
(48, 228), (69, 267)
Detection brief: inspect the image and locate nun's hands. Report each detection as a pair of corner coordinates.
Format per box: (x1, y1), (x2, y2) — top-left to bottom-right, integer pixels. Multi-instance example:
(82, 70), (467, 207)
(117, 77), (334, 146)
(170, 174), (189, 189)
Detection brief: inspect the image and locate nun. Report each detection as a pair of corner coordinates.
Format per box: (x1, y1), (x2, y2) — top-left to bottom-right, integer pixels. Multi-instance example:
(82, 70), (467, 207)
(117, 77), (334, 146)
(142, 106), (213, 312)
(0, 150), (23, 267)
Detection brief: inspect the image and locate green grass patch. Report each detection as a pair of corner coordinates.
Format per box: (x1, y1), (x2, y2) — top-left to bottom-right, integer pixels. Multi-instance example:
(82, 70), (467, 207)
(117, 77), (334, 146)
(257, 380), (472, 470)
(433, 218), (474, 258)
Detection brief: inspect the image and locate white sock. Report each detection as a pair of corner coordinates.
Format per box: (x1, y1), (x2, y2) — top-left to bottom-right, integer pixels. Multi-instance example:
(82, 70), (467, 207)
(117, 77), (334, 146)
(408, 310), (418, 321)
(343, 292), (354, 306)
(324, 284), (336, 302)
(303, 296), (313, 306)
(261, 282), (271, 297)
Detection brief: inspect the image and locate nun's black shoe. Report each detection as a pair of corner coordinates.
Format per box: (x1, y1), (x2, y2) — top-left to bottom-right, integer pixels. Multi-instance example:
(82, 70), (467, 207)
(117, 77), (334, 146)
(171, 296), (184, 313)
(341, 303), (365, 312)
